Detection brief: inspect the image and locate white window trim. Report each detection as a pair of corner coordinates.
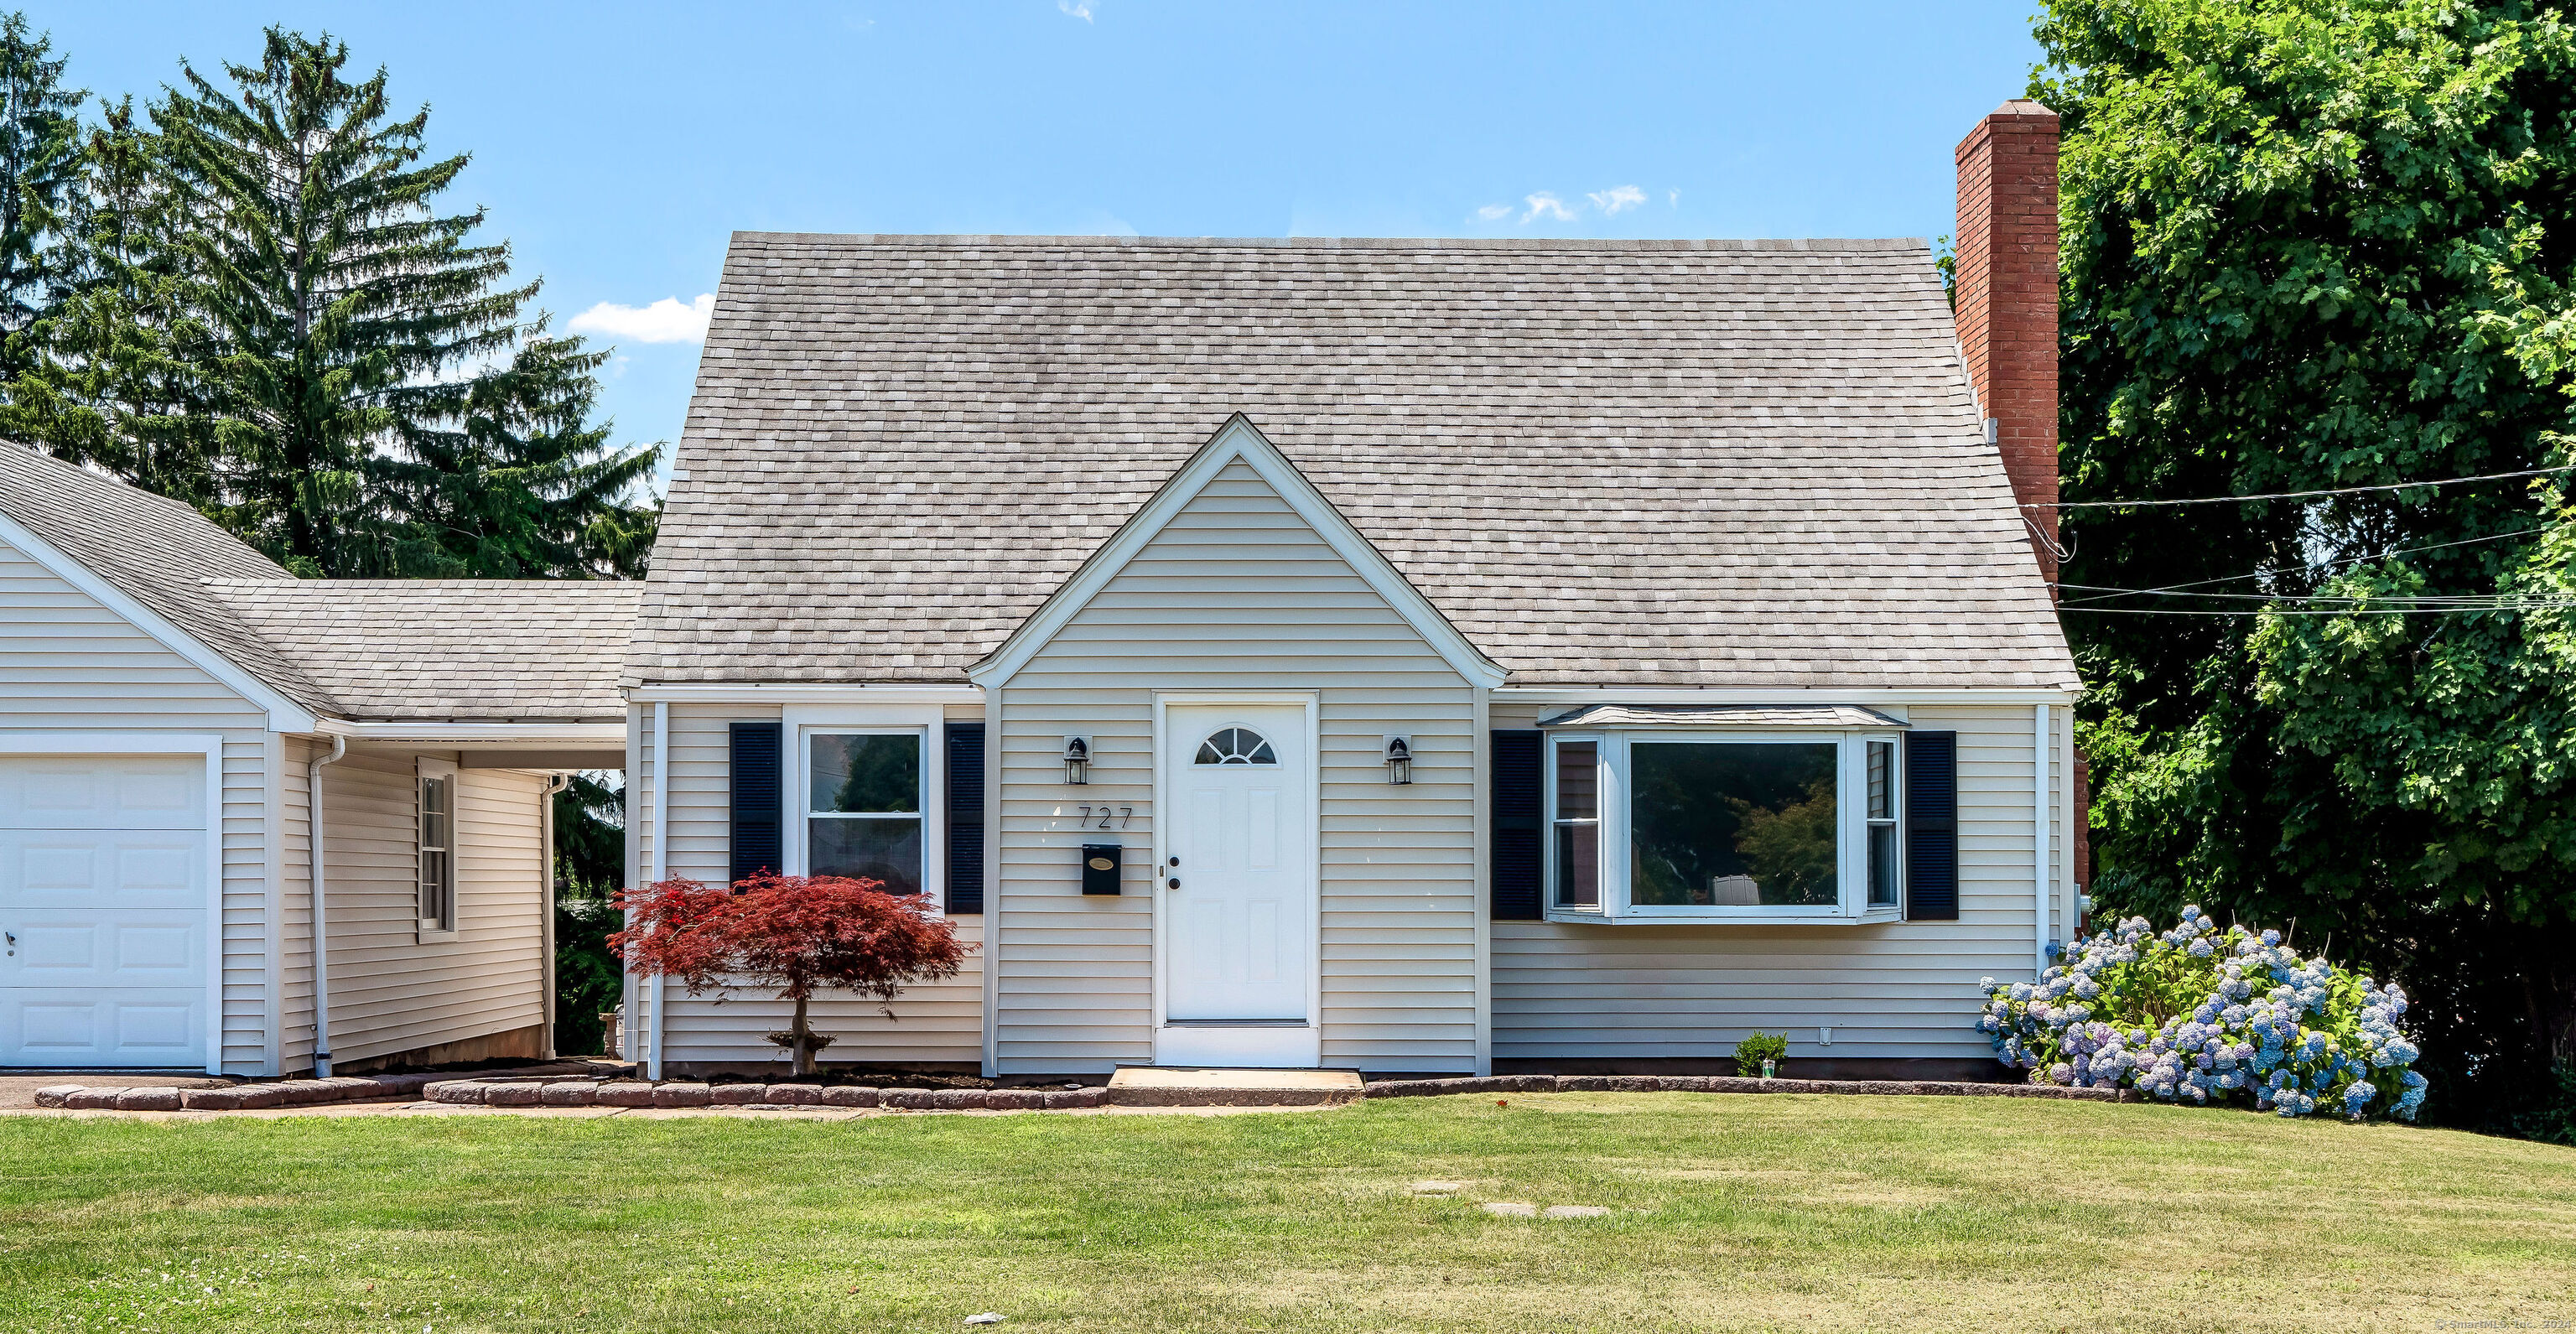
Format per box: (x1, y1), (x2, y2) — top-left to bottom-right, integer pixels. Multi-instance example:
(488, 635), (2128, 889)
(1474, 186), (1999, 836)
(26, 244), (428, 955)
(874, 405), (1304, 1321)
(780, 704), (947, 916)
(416, 756), (460, 942)
(1544, 728), (1906, 925)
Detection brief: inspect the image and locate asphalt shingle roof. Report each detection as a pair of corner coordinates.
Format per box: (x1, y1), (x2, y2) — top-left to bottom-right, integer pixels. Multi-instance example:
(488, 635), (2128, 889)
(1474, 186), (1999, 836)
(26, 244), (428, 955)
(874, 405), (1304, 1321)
(637, 232), (2079, 691)
(2, 441), (638, 723)
(205, 579), (642, 723)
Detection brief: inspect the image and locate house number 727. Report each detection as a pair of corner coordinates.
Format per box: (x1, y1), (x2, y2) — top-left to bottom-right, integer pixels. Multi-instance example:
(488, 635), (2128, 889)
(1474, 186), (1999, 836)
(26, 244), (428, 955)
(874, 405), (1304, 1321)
(1076, 806), (1134, 829)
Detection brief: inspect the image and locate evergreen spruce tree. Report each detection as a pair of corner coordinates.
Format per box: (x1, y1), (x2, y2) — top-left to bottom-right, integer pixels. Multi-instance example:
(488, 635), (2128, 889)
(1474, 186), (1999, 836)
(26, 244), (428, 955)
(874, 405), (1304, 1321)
(384, 317), (658, 578)
(2, 97), (220, 503)
(155, 28), (652, 577)
(0, 11), (86, 381)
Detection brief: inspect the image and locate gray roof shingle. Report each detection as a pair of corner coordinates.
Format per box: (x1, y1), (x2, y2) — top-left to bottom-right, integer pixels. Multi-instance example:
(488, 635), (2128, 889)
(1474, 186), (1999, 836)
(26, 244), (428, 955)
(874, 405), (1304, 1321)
(637, 232), (2078, 691)
(205, 579), (641, 723)
(3, 441), (640, 723)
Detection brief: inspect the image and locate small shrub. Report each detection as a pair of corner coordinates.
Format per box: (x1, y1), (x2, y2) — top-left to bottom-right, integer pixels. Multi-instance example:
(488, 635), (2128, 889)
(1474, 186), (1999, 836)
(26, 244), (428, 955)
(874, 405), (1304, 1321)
(1735, 1030), (1788, 1076)
(1977, 907), (2426, 1120)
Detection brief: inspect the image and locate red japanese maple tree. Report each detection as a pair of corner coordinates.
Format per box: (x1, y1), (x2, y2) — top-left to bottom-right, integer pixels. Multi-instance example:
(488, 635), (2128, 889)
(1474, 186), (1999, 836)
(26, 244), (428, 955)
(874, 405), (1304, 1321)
(611, 872), (970, 1076)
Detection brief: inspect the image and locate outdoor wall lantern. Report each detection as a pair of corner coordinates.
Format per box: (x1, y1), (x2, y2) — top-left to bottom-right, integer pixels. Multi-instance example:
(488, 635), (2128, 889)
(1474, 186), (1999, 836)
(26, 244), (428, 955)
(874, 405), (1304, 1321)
(1062, 736), (1091, 785)
(1384, 735), (1412, 786)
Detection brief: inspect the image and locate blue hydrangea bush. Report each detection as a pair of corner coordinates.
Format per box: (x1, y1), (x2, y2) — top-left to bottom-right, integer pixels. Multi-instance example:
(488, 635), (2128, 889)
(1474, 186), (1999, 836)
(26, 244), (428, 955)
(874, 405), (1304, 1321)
(1976, 907), (2426, 1120)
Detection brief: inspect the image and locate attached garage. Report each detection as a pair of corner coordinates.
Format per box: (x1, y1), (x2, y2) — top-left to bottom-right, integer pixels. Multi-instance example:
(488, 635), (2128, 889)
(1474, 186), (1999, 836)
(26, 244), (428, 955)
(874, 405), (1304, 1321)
(0, 749), (217, 1070)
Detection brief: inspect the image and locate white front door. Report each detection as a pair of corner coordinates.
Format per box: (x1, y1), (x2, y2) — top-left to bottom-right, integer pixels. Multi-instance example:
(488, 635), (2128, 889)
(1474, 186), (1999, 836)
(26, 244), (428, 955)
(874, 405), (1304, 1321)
(1159, 703), (1317, 1065)
(0, 755), (210, 1068)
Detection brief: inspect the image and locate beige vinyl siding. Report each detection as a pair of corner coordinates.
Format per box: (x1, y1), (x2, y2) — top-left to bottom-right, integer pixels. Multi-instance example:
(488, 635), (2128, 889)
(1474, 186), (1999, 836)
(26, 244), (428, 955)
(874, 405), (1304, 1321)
(1491, 702), (2061, 1065)
(996, 460), (1478, 1074)
(0, 534), (278, 1074)
(282, 748), (549, 1066)
(647, 703), (988, 1068)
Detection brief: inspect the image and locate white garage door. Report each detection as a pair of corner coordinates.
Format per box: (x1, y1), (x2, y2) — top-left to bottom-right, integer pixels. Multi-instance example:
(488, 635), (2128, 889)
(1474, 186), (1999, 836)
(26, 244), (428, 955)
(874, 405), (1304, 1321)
(0, 755), (210, 1068)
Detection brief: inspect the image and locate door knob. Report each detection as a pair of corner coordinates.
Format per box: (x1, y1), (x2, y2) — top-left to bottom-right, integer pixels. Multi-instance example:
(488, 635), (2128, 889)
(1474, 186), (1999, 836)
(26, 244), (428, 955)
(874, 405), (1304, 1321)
(1167, 877), (1180, 890)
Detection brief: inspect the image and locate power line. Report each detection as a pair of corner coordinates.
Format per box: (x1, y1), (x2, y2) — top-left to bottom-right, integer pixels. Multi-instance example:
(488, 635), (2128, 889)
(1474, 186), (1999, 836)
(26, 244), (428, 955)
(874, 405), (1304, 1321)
(2060, 603), (2576, 616)
(2040, 465), (2575, 511)
(2054, 527), (2542, 606)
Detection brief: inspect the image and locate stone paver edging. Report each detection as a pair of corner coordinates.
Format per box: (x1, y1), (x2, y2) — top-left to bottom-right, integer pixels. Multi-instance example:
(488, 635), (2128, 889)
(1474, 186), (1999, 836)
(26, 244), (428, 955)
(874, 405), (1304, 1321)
(1362, 1073), (2132, 1101)
(30, 1070), (2124, 1114)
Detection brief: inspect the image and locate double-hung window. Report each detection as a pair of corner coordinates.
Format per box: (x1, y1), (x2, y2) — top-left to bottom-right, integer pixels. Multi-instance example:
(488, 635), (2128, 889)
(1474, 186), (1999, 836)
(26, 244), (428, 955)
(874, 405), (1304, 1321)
(1545, 722), (1904, 922)
(418, 757), (458, 937)
(804, 731), (925, 895)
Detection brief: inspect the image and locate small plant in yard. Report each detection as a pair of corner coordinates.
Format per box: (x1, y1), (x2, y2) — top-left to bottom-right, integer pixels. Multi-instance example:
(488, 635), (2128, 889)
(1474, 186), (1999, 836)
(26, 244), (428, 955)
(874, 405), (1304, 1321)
(1977, 907), (2426, 1120)
(1734, 1031), (1788, 1077)
(612, 871), (971, 1075)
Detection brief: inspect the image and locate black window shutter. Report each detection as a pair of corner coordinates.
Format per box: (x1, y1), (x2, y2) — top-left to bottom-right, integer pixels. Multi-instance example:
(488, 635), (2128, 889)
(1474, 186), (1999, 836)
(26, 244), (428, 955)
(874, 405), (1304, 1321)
(1905, 730), (1959, 921)
(944, 723), (986, 914)
(1491, 729), (1543, 921)
(729, 721), (782, 885)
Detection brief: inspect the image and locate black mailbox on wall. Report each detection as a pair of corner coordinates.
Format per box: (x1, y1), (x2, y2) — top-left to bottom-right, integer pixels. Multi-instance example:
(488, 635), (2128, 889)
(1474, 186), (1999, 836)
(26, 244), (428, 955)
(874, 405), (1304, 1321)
(1081, 843), (1122, 895)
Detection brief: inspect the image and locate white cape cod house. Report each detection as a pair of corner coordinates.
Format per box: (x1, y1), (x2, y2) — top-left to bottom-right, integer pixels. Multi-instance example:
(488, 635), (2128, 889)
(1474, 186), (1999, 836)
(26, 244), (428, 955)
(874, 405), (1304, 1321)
(0, 100), (2078, 1084)
(619, 102), (2080, 1081)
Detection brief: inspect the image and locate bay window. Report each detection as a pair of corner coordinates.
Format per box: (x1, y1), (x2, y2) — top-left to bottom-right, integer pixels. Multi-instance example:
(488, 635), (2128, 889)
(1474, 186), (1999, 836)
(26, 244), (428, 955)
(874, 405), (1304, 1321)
(804, 731), (924, 895)
(1545, 724), (1904, 922)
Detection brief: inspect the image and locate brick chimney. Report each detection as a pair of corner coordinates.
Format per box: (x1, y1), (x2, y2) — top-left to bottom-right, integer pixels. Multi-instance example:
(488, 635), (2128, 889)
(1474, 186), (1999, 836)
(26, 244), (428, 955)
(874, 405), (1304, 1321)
(1954, 100), (2061, 586)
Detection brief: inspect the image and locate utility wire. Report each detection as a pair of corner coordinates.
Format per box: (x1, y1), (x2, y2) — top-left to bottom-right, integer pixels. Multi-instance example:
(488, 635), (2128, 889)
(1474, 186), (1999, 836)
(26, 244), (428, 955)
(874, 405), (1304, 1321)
(2061, 604), (2576, 615)
(2054, 527), (2542, 606)
(2039, 464), (2575, 511)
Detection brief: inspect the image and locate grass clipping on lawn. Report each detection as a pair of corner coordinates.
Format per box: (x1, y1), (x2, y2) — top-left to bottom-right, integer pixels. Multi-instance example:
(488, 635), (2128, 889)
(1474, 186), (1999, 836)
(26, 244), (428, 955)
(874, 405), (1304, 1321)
(3, 1093), (2573, 1332)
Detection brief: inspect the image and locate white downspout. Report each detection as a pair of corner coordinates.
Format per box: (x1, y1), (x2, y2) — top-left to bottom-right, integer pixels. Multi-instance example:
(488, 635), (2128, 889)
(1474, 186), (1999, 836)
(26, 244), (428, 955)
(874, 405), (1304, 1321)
(647, 700), (668, 1080)
(2034, 703), (2052, 978)
(541, 773), (569, 1059)
(307, 734), (347, 1077)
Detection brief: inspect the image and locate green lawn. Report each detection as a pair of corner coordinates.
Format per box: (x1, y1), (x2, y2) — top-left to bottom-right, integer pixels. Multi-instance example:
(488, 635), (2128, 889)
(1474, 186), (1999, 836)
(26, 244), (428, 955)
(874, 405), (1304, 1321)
(3, 1093), (2573, 1333)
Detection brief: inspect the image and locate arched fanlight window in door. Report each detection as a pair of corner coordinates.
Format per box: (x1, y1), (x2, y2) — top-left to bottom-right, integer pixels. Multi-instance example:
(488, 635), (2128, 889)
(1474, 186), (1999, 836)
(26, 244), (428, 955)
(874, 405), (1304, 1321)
(1194, 727), (1277, 765)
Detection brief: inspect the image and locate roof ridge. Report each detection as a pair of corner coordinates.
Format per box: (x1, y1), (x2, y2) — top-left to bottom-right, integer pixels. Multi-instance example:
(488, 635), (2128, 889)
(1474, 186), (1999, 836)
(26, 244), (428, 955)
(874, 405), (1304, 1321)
(728, 231), (1933, 252)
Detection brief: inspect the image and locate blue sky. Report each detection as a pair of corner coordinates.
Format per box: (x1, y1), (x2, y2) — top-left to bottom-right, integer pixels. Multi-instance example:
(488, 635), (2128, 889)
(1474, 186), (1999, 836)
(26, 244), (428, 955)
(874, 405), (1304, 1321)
(36, 3), (2045, 475)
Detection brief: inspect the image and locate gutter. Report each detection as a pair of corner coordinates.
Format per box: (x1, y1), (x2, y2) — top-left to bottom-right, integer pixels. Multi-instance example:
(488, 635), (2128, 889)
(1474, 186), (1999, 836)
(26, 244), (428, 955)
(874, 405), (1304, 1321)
(307, 734), (348, 1076)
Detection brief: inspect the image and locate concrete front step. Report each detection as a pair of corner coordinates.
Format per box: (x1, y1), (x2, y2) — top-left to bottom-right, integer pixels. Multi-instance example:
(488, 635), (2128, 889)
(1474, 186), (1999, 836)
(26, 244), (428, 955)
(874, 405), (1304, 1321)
(1105, 1066), (1365, 1107)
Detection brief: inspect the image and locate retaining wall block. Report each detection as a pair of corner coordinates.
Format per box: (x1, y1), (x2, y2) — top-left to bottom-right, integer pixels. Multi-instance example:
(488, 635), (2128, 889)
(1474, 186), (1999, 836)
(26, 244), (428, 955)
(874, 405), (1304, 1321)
(709, 1084), (764, 1106)
(762, 1083), (823, 1105)
(483, 1083), (543, 1107)
(31, 1085), (81, 1108)
(819, 1087), (881, 1108)
(984, 1089), (1046, 1111)
(112, 1087), (183, 1112)
(540, 1082), (599, 1107)
(652, 1082), (711, 1108)
(927, 1089), (990, 1110)
(1042, 1087), (1104, 1109)
(64, 1087), (124, 1109)
(594, 1081), (657, 1108)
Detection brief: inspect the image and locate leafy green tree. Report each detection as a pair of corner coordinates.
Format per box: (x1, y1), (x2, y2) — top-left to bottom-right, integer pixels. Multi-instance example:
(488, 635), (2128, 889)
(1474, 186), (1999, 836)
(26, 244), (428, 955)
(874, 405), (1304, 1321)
(2, 97), (220, 502)
(0, 11), (83, 378)
(2038, 0), (2576, 1128)
(154, 27), (652, 577)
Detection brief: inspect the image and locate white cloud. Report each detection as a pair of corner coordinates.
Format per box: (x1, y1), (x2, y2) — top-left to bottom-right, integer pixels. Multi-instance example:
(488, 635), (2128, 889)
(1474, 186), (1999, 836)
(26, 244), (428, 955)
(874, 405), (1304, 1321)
(1588, 184), (1646, 215)
(1522, 191), (1575, 223)
(568, 293), (714, 345)
(1475, 203), (1513, 221)
(1668, 188), (1680, 207)
(1059, 0), (1093, 18)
